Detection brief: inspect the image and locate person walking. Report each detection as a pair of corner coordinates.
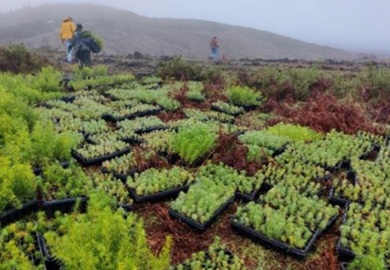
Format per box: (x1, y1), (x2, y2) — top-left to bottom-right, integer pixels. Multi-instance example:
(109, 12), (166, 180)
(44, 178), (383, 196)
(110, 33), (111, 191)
(68, 24), (93, 67)
(210, 36), (219, 61)
(59, 17), (76, 63)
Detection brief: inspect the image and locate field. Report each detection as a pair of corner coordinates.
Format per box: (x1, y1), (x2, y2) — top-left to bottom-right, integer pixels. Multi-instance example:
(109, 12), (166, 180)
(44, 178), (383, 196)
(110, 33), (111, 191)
(0, 46), (389, 270)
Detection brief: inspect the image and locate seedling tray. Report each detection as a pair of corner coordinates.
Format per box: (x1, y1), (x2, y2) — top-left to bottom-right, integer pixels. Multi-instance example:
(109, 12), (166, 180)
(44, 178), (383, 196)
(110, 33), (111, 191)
(210, 104), (243, 117)
(118, 203), (133, 211)
(37, 233), (62, 270)
(320, 213), (339, 234)
(43, 197), (88, 218)
(0, 200), (39, 227)
(169, 196), (234, 231)
(328, 187), (350, 207)
(71, 147), (131, 166)
(230, 219), (320, 260)
(101, 167), (138, 183)
(235, 187), (261, 201)
(129, 184), (191, 203)
(172, 249), (235, 269)
(134, 125), (168, 135)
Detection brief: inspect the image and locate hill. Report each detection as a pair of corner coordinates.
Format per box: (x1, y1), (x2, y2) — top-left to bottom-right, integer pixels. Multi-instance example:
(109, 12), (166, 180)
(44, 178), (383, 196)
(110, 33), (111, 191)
(0, 3), (357, 60)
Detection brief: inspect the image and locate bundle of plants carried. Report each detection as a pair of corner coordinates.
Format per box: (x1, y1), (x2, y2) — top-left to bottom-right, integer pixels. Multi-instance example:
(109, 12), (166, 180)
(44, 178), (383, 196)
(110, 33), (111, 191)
(81, 30), (104, 53)
(170, 177), (235, 230)
(0, 220), (44, 269)
(226, 85), (265, 109)
(42, 193), (171, 270)
(211, 100), (245, 116)
(171, 122), (218, 166)
(127, 166), (195, 202)
(172, 236), (245, 270)
(338, 202), (390, 267)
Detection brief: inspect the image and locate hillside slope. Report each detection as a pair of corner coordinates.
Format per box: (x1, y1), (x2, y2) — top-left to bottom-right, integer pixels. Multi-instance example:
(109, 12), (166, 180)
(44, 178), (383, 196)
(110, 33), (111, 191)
(0, 4), (356, 60)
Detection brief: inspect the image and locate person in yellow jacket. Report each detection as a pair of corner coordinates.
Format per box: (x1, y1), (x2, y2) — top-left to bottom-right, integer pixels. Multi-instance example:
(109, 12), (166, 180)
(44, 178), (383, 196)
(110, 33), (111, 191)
(59, 17), (76, 62)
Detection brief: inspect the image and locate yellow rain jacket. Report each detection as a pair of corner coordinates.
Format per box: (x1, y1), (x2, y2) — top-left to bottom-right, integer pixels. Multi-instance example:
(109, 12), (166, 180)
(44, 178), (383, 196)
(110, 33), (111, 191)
(59, 17), (76, 41)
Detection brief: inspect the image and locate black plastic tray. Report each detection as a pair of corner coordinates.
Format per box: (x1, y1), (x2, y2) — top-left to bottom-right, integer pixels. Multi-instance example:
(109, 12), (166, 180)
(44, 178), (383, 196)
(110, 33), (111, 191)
(320, 213), (339, 235)
(101, 167), (137, 183)
(230, 219), (320, 259)
(71, 147), (131, 166)
(169, 196), (234, 231)
(118, 203), (133, 211)
(235, 187), (261, 201)
(129, 184), (191, 203)
(37, 233), (62, 270)
(328, 187), (350, 207)
(134, 125), (168, 135)
(0, 200), (39, 227)
(172, 249), (235, 269)
(210, 104), (243, 117)
(43, 197), (88, 218)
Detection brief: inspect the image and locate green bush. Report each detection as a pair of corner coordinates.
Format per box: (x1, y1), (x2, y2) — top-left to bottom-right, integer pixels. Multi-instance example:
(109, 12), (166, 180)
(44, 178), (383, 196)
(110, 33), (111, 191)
(227, 85), (264, 107)
(0, 44), (51, 74)
(0, 156), (36, 212)
(171, 122), (217, 165)
(45, 193), (171, 270)
(266, 123), (323, 142)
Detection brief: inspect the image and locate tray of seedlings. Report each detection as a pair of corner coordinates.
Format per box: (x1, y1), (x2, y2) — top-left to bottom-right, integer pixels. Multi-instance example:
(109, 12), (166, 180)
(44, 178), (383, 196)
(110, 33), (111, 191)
(127, 166), (195, 203)
(231, 185), (339, 259)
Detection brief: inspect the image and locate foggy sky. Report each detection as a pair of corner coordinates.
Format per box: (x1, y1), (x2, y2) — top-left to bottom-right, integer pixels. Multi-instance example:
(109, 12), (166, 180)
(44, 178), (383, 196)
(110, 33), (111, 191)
(2, 0), (389, 54)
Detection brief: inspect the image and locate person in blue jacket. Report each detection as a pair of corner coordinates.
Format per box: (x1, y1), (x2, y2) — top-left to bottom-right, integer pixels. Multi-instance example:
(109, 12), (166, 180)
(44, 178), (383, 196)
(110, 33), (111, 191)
(68, 23), (93, 67)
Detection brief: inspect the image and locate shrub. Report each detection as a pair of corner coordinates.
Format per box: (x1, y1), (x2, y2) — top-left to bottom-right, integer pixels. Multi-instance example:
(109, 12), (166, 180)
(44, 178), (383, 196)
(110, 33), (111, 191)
(158, 57), (204, 81)
(227, 85), (264, 107)
(0, 44), (51, 74)
(171, 122), (217, 165)
(45, 193), (171, 269)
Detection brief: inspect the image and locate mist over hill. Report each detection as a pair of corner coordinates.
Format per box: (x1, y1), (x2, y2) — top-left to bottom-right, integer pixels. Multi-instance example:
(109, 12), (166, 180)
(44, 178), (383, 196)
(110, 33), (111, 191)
(0, 3), (357, 60)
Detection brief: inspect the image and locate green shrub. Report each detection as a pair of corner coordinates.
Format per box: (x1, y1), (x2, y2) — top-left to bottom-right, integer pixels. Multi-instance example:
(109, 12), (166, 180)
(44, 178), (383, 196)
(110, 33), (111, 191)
(27, 66), (63, 93)
(0, 44), (51, 74)
(0, 156), (36, 212)
(266, 123), (323, 142)
(171, 122), (217, 165)
(227, 85), (264, 107)
(45, 193), (171, 270)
